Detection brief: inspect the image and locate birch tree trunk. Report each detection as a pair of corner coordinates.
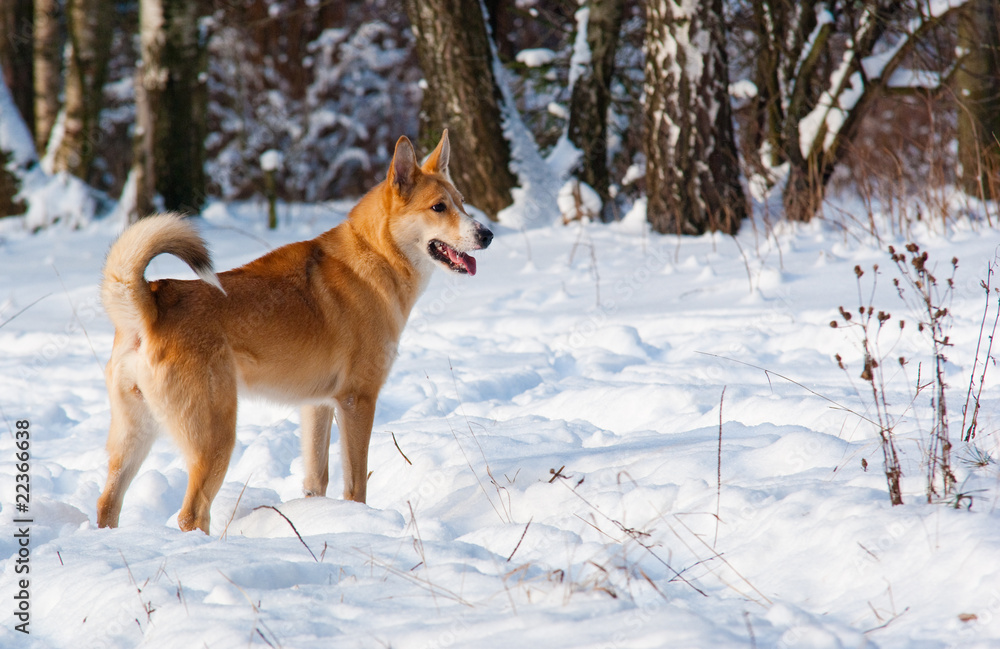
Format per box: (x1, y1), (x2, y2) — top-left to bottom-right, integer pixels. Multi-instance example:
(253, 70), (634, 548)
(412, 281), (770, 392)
(747, 2), (965, 222)
(567, 0), (624, 218)
(51, 0), (113, 179)
(956, 0), (1000, 200)
(33, 0), (61, 155)
(644, 0), (747, 235)
(132, 0), (207, 219)
(404, 0), (516, 221)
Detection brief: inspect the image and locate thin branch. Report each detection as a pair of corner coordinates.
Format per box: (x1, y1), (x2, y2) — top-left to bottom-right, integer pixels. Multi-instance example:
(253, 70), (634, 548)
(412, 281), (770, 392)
(0, 293), (51, 330)
(714, 386), (725, 549)
(694, 351), (881, 428)
(253, 506), (317, 562)
(507, 518), (533, 562)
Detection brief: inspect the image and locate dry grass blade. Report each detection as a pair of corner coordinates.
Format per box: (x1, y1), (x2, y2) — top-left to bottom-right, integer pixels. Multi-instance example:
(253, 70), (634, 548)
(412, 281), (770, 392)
(962, 256), (999, 441)
(0, 293), (50, 330)
(670, 515), (773, 607)
(253, 505), (317, 562)
(560, 481), (708, 597)
(507, 518), (533, 562)
(356, 549), (474, 607)
(391, 431), (412, 465)
(218, 570), (283, 648)
(715, 386), (725, 548)
(221, 475), (252, 540)
(695, 351), (882, 428)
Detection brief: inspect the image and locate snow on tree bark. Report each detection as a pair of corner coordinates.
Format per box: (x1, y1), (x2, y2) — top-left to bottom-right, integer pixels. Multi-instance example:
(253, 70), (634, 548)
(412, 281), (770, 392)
(404, 0), (516, 221)
(644, 0), (746, 235)
(567, 0), (625, 218)
(746, 1), (973, 222)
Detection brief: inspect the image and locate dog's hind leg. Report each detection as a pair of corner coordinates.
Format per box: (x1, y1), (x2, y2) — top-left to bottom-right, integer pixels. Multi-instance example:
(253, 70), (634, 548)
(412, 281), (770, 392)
(97, 377), (159, 529)
(336, 394), (376, 504)
(301, 404), (334, 497)
(172, 393), (237, 534)
(152, 356), (239, 535)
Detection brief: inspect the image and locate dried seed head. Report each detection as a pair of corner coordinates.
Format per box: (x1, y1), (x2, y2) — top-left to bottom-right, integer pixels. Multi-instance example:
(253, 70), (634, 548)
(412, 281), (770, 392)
(855, 265), (864, 278)
(861, 355), (876, 381)
(830, 320), (839, 328)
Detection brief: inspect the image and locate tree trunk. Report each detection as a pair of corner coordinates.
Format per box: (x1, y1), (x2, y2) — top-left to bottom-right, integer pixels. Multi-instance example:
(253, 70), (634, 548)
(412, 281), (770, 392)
(404, 0), (516, 221)
(0, 67), (29, 217)
(1, 0), (35, 141)
(567, 0), (624, 219)
(51, 0), (113, 179)
(956, 0), (1000, 200)
(33, 0), (61, 155)
(644, 0), (747, 235)
(132, 0), (207, 219)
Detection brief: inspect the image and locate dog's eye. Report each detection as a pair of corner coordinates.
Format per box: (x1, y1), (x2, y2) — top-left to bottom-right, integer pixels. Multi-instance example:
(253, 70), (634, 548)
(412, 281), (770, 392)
(431, 202), (446, 213)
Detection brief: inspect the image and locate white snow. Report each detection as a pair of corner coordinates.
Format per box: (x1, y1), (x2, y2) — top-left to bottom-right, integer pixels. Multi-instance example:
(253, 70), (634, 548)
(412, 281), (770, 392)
(2, 197), (1000, 648)
(515, 48), (556, 68)
(729, 79), (758, 101)
(557, 178), (602, 223)
(568, 8), (592, 89)
(259, 150), (284, 172)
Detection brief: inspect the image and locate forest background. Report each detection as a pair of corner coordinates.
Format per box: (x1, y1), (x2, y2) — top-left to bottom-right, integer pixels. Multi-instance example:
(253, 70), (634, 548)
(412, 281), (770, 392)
(1, 0), (998, 235)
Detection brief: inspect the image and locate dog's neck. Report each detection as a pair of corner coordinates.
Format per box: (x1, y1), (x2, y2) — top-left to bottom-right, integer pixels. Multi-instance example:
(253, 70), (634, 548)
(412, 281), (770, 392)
(337, 183), (431, 313)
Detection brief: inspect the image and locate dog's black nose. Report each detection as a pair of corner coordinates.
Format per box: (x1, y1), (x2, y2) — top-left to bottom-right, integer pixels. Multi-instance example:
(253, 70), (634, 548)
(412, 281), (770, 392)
(477, 223), (494, 249)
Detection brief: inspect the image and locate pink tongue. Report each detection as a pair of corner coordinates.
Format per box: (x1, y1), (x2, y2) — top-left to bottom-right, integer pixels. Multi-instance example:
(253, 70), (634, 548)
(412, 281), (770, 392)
(445, 247), (477, 275)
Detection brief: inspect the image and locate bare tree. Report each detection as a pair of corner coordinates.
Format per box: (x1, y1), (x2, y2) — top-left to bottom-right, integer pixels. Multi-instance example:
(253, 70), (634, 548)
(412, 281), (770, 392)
(956, 0), (1000, 200)
(131, 0), (207, 219)
(51, 0), (113, 178)
(404, 0), (516, 221)
(745, 1), (973, 222)
(567, 0), (625, 218)
(645, 0), (747, 235)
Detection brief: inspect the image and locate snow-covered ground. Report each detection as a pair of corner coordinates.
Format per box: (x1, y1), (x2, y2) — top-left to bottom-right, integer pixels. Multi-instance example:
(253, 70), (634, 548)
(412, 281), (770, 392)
(1, 198), (999, 648)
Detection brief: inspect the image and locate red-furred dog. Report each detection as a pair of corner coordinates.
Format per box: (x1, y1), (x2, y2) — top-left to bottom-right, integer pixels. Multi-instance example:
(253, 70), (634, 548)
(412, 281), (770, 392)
(97, 131), (492, 533)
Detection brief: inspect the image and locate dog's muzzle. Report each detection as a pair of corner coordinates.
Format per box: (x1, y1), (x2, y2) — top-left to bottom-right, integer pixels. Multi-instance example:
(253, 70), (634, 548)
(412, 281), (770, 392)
(475, 221), (493, 250)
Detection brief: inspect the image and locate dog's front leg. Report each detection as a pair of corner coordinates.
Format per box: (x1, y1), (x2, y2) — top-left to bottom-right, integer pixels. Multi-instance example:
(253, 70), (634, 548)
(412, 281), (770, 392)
(336, 394), (376, 503)
(301, 404), (335, 497)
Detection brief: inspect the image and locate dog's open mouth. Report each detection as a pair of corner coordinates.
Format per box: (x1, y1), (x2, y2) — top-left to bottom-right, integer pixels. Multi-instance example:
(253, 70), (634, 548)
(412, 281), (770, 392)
(428, 239), (477, 275)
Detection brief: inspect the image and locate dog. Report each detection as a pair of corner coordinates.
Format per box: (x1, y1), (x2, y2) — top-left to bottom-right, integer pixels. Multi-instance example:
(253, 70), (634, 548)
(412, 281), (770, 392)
(96, 131), (493, 533)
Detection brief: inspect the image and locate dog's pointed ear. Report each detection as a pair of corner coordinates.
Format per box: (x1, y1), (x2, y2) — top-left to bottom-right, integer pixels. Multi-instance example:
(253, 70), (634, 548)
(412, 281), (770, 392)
(421, 129), (450, 177)
(389, 136), (418, 197)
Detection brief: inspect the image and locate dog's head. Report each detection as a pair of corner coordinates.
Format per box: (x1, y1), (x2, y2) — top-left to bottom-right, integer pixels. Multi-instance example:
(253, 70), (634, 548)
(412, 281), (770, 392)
(385, 130), (493, 276)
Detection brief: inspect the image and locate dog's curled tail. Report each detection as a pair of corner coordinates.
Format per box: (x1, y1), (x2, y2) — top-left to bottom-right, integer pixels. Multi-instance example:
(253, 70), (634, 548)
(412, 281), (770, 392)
(102, 213), (224, 333)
